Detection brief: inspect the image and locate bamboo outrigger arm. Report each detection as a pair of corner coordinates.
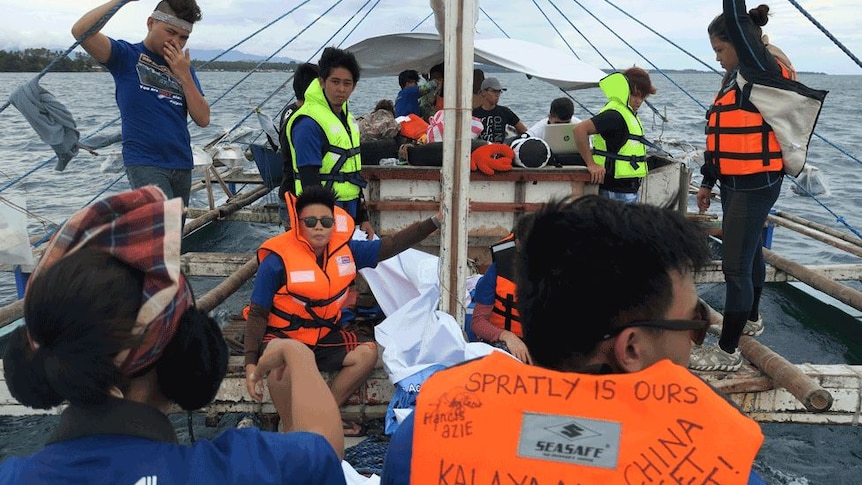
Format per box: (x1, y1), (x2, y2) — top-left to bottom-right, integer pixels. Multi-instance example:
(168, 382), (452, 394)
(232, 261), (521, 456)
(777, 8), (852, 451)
(195, 257), (258, 313)
(0, 300), (23, 329)
(183, 184), (272, 237)
(763, 247), (862, 313)
(738, 335), (833, 412)
(770, 210), (862, 251)
(701, 302), (833, 413)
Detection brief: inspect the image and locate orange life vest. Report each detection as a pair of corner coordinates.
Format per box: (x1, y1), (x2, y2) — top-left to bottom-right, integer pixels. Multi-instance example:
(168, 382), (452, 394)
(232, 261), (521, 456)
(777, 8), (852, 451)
(705, 61), (793, 176)
(399, 113), (430, 141)
(257, 193), (357, 345)
(411, 352), (763, 485)
(488, 234), (522, 337)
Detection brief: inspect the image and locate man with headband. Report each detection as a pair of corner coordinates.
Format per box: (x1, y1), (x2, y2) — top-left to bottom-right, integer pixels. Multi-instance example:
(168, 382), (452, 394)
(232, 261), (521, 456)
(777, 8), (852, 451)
(0, 186), (346, 483)
(72, 0), (210, 210)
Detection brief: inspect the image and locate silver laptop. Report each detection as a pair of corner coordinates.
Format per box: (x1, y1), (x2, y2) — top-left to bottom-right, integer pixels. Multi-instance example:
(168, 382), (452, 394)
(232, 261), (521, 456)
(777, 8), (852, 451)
(542, 123), (580, 155)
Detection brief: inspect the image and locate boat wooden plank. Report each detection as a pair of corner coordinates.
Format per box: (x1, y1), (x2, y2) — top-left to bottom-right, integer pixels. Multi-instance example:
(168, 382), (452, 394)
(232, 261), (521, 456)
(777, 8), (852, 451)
(180, 252), (255, 277)
(1, 360), (859, 425)
(129, 253), (862, 284)
(185, 207), (280, 224)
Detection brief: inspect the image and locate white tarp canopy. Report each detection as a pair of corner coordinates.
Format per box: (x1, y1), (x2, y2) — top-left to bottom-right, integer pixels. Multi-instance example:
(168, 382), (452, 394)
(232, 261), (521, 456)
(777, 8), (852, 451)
(345, 32), (606, 91)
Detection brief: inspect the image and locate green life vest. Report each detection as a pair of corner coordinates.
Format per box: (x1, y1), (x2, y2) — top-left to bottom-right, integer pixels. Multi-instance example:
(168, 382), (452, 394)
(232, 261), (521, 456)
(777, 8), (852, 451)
(591, 72), (649, 179)
(286, 79), (364, 201)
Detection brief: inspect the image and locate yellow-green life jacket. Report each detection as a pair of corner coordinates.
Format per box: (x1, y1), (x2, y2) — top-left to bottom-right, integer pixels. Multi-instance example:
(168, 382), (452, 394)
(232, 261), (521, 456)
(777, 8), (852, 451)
(591, 72), (649, 179)
(286, 79), (364, 200)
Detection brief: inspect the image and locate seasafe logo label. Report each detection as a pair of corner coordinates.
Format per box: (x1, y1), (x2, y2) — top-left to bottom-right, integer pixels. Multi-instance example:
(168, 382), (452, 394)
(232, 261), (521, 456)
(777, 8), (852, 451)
(518, 412), (620, 469)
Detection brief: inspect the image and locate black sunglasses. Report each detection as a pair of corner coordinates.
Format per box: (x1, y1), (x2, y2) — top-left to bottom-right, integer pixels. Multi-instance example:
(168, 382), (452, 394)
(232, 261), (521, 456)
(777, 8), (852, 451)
(300, 216), (335, 229)
(603, 301), (710, 345)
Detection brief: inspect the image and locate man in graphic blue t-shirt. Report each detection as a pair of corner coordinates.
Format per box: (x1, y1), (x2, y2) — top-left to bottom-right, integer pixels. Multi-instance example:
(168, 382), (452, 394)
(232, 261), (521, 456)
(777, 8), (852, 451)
(72, 0), (210, 207)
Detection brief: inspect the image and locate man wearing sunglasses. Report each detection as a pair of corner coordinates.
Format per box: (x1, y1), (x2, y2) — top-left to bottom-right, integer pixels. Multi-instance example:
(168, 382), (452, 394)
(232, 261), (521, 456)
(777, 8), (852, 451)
(382, 195), (766, 485)
(243, 185), (442, 438)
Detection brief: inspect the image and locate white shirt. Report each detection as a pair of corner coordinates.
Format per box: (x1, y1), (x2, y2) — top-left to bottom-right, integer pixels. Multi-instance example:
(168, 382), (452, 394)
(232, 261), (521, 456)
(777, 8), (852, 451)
(527, 116), (582, 139)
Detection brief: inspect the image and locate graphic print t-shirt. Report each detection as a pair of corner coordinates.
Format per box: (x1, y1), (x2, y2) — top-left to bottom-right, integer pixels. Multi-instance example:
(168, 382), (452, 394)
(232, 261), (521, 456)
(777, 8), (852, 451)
(105, 40), (203, 170)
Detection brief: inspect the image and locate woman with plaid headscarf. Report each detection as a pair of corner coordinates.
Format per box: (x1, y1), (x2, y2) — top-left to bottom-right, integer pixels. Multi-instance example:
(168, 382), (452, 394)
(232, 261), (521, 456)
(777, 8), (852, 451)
(1, 187), (346, 484)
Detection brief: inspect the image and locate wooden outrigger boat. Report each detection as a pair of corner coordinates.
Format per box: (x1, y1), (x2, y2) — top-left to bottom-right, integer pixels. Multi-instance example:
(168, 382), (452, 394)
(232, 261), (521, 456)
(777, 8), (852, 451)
(3, 154), (861, 428)
(2, 3), (861, 466)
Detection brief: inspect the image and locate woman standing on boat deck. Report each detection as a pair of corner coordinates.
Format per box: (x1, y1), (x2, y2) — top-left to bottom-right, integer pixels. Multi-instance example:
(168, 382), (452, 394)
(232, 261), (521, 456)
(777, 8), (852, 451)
(690, 0), (826, 372)
(0, 187), (346, 484)
(243, 185), (442, 437)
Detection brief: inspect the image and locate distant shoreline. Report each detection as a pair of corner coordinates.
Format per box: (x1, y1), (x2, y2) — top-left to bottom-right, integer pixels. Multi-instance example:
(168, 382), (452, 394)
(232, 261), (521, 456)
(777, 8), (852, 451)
(0, 50), (831, 76)
(0, 67), (831, 76)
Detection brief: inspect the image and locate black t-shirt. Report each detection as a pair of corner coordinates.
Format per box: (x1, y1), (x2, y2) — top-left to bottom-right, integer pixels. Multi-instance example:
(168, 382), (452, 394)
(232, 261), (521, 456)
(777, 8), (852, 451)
(591, 109), (640, 193)
(473, 104), (521, 143)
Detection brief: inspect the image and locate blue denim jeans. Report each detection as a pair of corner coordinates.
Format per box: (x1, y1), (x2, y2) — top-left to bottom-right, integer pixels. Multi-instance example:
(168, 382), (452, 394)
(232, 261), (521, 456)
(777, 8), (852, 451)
(599, 189), (639, 204)
(719, 176), (782, 315)
(125, 166), (192, 206)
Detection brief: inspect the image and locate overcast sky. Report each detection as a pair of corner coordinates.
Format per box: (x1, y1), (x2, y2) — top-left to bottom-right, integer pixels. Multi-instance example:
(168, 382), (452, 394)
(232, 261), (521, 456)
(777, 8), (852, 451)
(1, 0), (860, 74)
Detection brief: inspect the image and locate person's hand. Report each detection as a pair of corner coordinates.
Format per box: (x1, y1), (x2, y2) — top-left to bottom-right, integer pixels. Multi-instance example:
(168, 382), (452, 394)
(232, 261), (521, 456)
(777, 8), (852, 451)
(163, 41), (192, 78)
(360, 220), (376, 240)
(398, 143), (413, 160)
(245, 363), (264, 401)
(500, 331), (532, 365)
(585, 161), (605, 185)
(696, 187), (712, 213)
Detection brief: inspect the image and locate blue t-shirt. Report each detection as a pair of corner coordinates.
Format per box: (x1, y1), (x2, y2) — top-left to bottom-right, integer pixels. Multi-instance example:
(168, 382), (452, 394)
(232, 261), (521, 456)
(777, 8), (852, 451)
(0, 428), (345, 485)
(251, 238), (382, 308)
(472, 263), (497, 306)
(105, 39), (203, 170)
(291, 116), (327, 172)
(395, 85), (421, 117)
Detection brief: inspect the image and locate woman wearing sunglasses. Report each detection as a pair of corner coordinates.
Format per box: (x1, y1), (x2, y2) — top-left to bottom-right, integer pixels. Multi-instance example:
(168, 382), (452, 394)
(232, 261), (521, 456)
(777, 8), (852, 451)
(244, 185), (441, 436)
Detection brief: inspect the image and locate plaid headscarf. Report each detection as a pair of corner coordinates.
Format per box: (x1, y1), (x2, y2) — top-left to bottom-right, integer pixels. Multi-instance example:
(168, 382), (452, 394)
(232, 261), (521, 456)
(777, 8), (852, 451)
(27, 186), (191, 375)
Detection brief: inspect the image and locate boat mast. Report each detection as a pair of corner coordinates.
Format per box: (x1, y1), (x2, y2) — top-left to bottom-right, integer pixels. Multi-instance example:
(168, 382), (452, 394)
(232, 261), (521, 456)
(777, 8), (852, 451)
(438, 0), (476, 324)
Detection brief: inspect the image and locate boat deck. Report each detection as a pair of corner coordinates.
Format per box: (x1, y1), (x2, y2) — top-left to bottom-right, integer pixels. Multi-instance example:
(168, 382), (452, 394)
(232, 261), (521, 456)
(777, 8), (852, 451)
(3, 356), (859, 427)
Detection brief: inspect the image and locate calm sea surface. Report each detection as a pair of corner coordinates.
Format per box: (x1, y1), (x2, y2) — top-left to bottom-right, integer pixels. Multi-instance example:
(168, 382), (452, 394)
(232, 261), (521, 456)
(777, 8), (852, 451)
(1, 71), (861, 482)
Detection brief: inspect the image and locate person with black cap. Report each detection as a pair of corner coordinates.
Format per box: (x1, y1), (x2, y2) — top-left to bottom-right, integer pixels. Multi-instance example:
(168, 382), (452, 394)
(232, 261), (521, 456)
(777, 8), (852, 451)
(0, 186), (346, 484)
(472, 77), (528, 143)
(382, 195), (767, 485)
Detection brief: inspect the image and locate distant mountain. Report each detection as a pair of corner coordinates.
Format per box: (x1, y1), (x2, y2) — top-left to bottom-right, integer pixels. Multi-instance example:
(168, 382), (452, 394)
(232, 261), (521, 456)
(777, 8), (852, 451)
(190, 49), (298, 64)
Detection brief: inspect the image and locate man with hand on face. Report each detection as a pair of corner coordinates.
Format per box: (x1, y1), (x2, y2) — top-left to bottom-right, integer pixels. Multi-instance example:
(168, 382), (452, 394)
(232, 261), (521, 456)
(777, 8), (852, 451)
(72, 0), (210, 209)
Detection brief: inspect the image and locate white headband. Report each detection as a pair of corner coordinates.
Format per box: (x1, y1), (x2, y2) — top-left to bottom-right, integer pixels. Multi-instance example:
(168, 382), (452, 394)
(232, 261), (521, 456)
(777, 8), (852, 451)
(150, 10), (193, 33)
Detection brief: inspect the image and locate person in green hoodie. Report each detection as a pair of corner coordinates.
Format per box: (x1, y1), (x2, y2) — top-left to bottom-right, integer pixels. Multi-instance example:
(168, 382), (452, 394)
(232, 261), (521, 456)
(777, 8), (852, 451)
(573, 67), (656, 204)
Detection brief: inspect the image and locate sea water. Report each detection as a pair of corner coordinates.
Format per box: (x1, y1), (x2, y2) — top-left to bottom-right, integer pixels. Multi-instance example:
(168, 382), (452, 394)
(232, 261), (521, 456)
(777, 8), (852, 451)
(0, 71), (861, 483)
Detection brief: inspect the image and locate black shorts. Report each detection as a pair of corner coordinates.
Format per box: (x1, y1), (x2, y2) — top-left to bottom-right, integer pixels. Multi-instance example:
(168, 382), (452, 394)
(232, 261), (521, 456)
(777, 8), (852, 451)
(262, 329), (374, 372)
(311, 329), (375, 372)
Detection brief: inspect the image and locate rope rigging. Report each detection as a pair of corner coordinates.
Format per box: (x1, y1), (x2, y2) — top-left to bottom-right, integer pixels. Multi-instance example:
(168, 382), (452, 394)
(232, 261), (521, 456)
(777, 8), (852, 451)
(527, 0), (859, 238)
(3, 0), (861, 246)
(786, 0), (862, 71)
(565, 0), (709, 113)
